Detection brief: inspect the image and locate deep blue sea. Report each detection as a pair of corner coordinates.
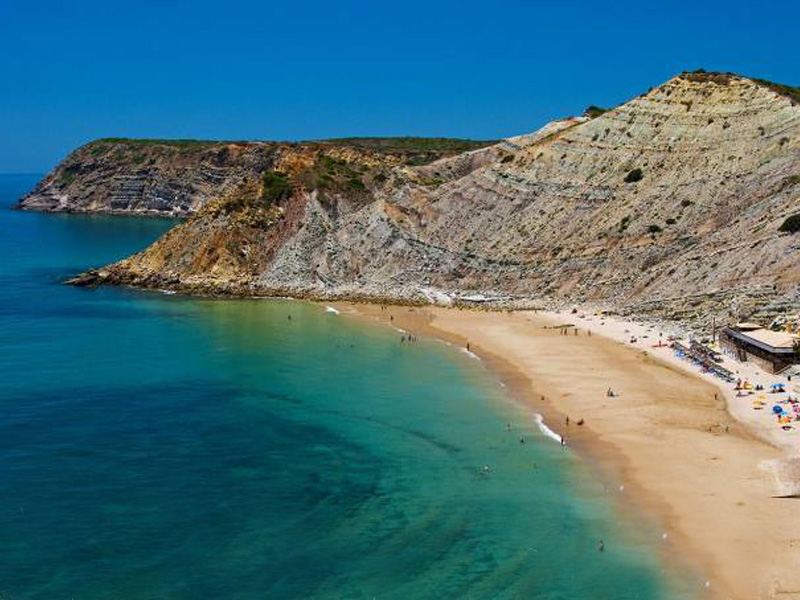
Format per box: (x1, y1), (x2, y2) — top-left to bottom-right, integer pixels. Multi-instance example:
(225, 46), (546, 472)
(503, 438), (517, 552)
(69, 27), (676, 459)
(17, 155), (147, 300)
(0, 174), (693, 599)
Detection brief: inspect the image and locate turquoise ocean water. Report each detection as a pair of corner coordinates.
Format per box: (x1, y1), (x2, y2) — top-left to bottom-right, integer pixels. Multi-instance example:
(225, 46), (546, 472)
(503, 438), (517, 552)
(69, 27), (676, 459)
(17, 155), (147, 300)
(0, 174), (692, 599)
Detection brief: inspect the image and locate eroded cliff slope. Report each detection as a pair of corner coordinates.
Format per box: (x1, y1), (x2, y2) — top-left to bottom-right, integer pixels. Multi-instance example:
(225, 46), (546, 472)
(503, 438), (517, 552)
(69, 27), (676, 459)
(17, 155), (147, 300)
(19, 138), (495, 216)
(65, 73), (800, 325)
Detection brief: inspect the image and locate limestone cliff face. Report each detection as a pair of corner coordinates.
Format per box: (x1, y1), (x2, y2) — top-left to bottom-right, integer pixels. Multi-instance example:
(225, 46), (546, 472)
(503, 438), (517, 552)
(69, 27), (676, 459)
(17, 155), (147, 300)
(20, 142), (275, 215)
(19, 138), (493, 216)
(68, 73), (800, 326)
(388, 73), (800, 321)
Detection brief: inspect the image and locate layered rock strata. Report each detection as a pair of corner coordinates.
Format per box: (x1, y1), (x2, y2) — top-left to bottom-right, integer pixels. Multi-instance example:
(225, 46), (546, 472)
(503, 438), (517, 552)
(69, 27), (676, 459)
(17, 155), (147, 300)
(56, 73), (800, 327)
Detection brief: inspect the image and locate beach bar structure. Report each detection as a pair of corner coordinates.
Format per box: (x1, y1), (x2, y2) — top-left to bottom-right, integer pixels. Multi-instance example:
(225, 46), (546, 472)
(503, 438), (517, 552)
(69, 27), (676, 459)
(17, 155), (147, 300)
(719, 325), (800, 374)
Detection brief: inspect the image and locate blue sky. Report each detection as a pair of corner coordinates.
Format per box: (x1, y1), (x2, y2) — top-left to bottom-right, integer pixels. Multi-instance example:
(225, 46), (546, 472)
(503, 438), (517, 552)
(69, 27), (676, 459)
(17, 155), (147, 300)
(2, 0), (798, 172)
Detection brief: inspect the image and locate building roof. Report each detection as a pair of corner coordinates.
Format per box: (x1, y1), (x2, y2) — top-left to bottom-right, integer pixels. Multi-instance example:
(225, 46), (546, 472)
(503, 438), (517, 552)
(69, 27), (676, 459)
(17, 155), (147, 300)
(745, 329), (798, 349)
(726, 327), (799, 354)
(734, 322), (762, 331)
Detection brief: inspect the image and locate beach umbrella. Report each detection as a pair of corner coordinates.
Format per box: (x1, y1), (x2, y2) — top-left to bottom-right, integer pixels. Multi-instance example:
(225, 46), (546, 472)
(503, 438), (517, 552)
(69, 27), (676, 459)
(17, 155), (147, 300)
(772, 405), (784, 415)
(771, 383), (785, 390)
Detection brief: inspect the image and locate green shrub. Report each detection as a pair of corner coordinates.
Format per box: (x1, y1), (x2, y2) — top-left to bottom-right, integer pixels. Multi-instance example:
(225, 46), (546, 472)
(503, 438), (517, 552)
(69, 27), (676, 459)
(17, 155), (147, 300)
(647, 224), (663, 234)
(347, 177), (365, 191)
(261, 171), (291, 205)
(778, 214), (800, 234)
(665, 218), (677, 225)
(584, 105), (610, 119)
(624, 168), (643, 183)
(680, 199), (694, 208)
(59, 167), (78, 186)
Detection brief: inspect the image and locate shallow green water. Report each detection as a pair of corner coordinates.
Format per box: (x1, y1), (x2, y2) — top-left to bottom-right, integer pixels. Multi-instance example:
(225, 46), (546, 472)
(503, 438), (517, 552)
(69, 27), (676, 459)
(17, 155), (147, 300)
(0, 175), (693, 599)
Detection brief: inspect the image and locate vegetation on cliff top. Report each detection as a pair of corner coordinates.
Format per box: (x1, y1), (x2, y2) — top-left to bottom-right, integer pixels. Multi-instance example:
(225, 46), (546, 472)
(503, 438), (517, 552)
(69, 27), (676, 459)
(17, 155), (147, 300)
(317, 137), (496, 154)
(583, 105), (610, 119)
(681, 69), (800, 104)
(87, 138), (242, 151)
(90, 138), (228, 146)
(750, 78), (800, 105)
(84, 136), (496, 155)
(78, 137), (498, 169)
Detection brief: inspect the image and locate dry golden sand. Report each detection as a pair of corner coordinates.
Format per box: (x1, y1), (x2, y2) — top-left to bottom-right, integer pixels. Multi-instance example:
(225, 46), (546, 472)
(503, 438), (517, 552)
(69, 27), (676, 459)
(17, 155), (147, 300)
(340, 304), (800, 600)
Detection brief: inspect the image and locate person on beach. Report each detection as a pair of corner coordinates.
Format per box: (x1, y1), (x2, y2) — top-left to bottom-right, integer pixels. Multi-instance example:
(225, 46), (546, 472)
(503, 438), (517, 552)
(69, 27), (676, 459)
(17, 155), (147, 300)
(467, 342), (470, 351)
(565, 416), (570, 426)
(560, 437), (566, 448)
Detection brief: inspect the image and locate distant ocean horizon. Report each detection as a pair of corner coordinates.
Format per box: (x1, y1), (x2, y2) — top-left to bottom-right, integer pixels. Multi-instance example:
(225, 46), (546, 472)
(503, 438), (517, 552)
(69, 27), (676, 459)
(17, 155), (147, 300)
(0, 174), (692, 599)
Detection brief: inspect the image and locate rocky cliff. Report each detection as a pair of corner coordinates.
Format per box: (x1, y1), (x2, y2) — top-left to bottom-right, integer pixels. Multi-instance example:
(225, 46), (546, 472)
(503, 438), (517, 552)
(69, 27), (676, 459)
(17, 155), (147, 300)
(19, 138), (495, 216)
(61, 72), (800, 327)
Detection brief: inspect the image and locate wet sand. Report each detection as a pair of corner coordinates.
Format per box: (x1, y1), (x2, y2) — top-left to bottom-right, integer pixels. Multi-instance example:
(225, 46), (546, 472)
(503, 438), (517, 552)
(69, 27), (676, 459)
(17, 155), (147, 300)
(340, 304), (800, 600)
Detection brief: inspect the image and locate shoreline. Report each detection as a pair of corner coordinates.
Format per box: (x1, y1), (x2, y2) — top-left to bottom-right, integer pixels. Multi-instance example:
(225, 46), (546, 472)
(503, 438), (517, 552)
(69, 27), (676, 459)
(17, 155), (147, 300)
(540, 308), (800, 455)
(338, 303), (800, 600)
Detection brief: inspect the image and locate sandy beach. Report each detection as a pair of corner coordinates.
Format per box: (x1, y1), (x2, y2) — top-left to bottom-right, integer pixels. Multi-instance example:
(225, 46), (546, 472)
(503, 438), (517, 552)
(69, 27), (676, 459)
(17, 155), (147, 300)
(341, 303), (800, 600)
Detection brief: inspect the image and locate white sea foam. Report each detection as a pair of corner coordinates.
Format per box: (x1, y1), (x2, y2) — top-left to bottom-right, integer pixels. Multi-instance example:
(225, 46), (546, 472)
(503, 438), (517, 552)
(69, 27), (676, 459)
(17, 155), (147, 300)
(325, 306), (340, 315)
(158, 289), (177, 295)
(534, 413), (563, 443)
(461, 348), (480, 360)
